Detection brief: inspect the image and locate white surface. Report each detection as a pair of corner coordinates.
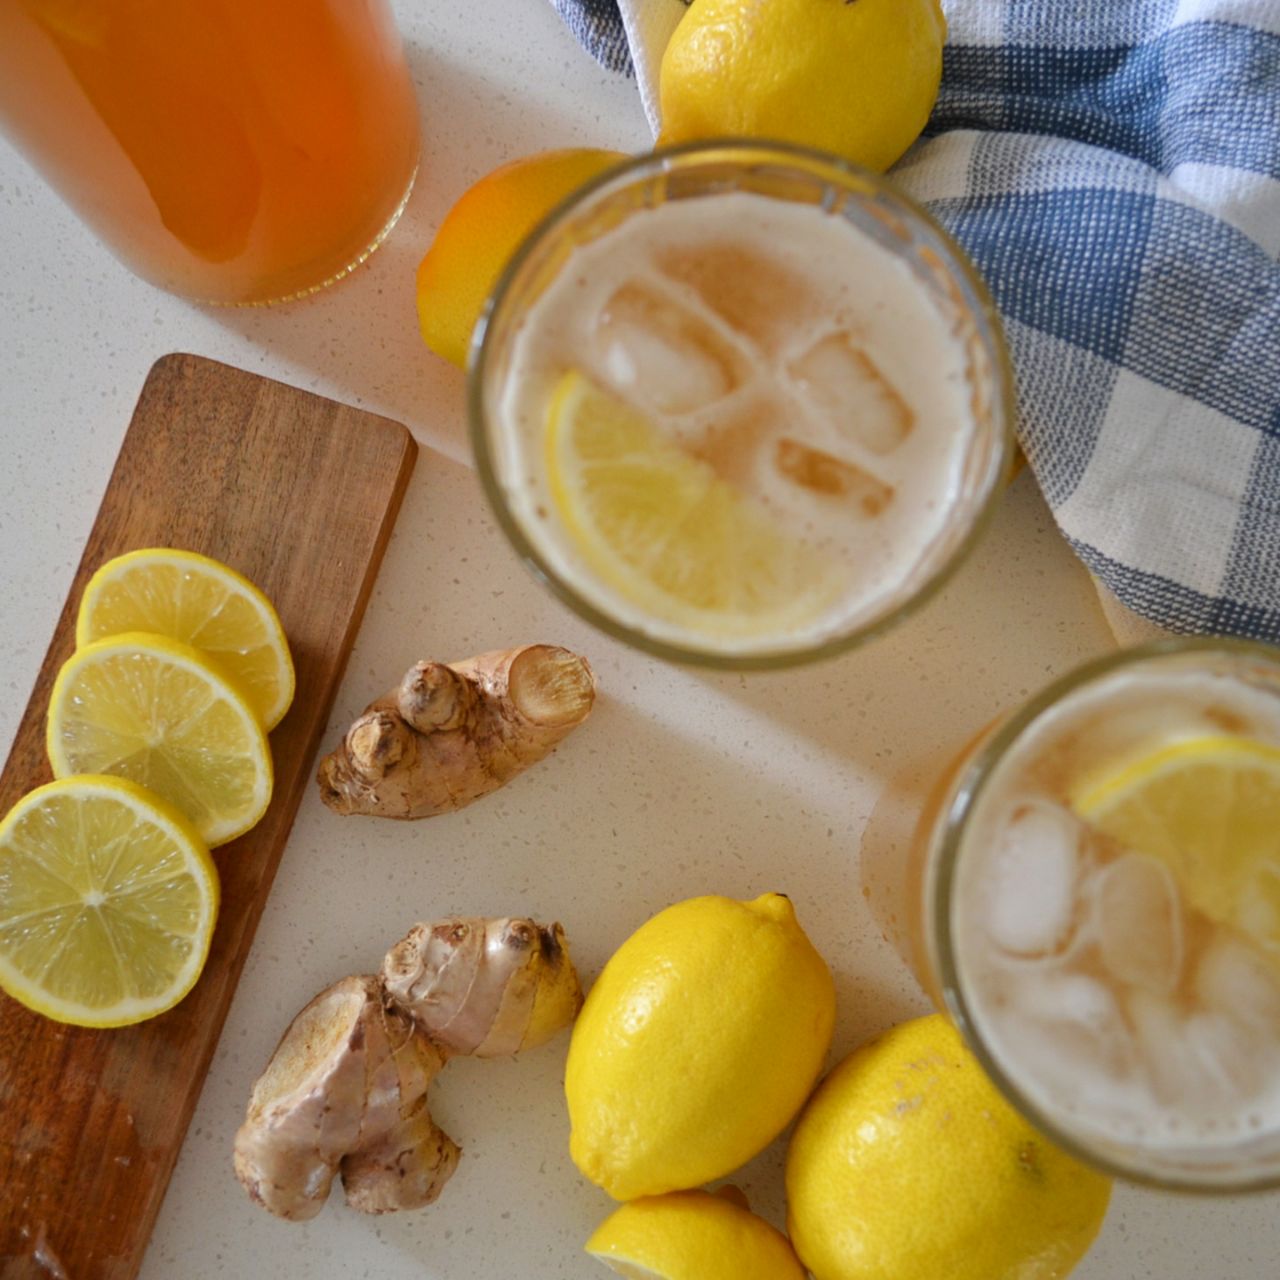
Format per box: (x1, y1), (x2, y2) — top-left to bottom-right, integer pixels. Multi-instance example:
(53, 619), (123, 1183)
(0, 2), (1275, 1276)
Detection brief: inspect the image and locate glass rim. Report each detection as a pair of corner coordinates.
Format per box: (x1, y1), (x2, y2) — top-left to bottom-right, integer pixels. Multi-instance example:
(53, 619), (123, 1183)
(467, 138), (1017, 671)
(930, 634), (1280, 1192)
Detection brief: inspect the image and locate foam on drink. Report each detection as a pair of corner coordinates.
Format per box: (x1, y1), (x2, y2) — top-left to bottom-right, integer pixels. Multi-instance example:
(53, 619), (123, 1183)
(951, 664), (1280, 1160)
(493, 191), (980, 654)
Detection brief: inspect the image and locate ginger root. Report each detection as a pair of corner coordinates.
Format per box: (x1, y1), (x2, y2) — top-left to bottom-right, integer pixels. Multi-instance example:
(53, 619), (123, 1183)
(233, 976), (456, 1221)
(383, 916), (582, 1058)
(316, 645), (596, 819)
(234, 916), (583, 1221)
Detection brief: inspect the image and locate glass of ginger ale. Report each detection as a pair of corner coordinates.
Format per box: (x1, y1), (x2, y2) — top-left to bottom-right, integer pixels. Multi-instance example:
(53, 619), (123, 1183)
(917, 638), (1280, 1189)
(470, 142), (1013, 668)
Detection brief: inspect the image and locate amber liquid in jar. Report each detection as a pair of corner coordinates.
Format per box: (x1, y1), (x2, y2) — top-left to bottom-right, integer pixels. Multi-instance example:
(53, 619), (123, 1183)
(0, 0), (421, 304)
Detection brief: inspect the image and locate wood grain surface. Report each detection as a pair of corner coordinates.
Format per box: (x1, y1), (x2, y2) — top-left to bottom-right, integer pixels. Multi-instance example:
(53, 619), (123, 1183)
(0, 353), (418, 1279)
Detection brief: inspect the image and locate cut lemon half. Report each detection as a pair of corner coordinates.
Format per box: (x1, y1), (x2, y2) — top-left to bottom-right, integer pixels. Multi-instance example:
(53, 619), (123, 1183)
(48, 632), (273, 847)
(0, 775), (219, 1027)
(1073, 735), (1280, 948)
(76, 548), (294, 730)
(545, 372), (842, 643)
(585, 1190), (807, 1280)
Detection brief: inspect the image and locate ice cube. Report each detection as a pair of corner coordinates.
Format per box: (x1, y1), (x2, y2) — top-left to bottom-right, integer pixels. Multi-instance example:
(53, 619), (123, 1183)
(999, 970), (1135, 1100)
(655, 242), (820, 352)
(983, 800), (1085, 958)
(1094, 853), (1184, 994)
(1194, 933), (1280, 1035)
(998, 1018), (1102, 1106)
(590, 281), (742, 416)
(1127, 990), (1217, 1109)
(787, 331), (915, 456)
(774, 438), (894, 516)
(1018, 971), (1130, 1057)
(1184, 1010), (1265, 1101)
(1128, 991), (1259, 1111)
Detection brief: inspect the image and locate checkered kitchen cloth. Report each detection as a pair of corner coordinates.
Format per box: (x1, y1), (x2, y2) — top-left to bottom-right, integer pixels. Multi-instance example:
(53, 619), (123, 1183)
(548, 0), (1280, 643)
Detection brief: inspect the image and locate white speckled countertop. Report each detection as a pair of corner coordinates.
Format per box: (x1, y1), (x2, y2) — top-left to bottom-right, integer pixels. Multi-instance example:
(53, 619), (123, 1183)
(0, 2), (1275, 1276)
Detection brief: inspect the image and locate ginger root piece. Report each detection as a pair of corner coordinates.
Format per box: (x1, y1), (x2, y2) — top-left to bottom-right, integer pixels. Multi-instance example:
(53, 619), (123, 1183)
(383, 916), (584, 1057)
(317, 645), (596, 819)
(234, 916), (582, 1222)
(232, 977), (456, 1221)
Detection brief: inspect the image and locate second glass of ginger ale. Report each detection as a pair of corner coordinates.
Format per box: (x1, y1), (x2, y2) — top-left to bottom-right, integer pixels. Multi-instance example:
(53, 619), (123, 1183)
(916, 638), (1280, 1190)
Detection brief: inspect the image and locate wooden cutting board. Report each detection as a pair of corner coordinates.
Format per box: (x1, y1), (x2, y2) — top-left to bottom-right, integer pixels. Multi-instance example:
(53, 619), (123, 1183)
(0, 353), (418, 1278)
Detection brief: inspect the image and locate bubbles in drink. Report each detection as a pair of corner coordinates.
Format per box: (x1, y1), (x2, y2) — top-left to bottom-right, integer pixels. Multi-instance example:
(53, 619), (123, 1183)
(983, 799), (1085, 959)
(786, 330), (915, 457)
(590, 279), (744, 416)
(1094, 852), (1184, 994)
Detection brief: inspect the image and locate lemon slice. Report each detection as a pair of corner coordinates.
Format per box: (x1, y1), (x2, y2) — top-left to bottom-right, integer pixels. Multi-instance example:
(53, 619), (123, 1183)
(76, 548), (295, 730)
(0, 775), (219, 1027)
(545, 372), (841, 643)
(48, 632), (273, 847)
(585, 1191), (807, 1280)
(1074, 735), (1280, 947)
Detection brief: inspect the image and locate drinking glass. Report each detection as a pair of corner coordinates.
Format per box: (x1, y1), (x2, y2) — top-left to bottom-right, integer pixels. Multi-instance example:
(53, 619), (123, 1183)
(470, 141), (1013, 669)
(917, 638), (1280, 1190)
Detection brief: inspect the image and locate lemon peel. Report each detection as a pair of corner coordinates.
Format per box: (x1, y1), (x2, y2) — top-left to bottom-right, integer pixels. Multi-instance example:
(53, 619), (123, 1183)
(586, 1189), (807, 1280)
(417, 148), (626, 367)
(785, 1014), (1111, 1280)
(659, 0), (946, 173)
(566, 892), (835, 1200)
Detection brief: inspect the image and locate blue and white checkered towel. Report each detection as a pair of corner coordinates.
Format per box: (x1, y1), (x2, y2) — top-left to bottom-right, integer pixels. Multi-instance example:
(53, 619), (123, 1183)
(548, 0), (1280, 644)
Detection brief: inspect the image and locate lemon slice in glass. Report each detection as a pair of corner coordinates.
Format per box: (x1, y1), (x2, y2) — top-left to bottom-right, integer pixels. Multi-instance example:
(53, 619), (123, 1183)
(545, 372), (841, 643)
(76, 548), (295, 730)
(48, 632), (273, 847)
(1073, 735), (1280, 948)
(0, 775), (219, 1027)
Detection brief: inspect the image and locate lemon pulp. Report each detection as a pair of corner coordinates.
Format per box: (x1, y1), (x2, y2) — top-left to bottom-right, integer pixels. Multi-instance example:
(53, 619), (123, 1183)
(1074, 735), (1280, 948)
(47, 631), (273, 847)
(545, 372), (840, 643)
(76, 547), (294, 730)
(0, 775), (219, 1027)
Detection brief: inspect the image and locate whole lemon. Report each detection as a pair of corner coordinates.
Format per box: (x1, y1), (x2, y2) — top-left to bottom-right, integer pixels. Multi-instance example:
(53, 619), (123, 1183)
(585, 1189), (808, 1279)
(416, 148), (625, 368)
(659, 0), (946, 173)
(785, 1014), (1113, 1280)
(566, 893), (835, 1201)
